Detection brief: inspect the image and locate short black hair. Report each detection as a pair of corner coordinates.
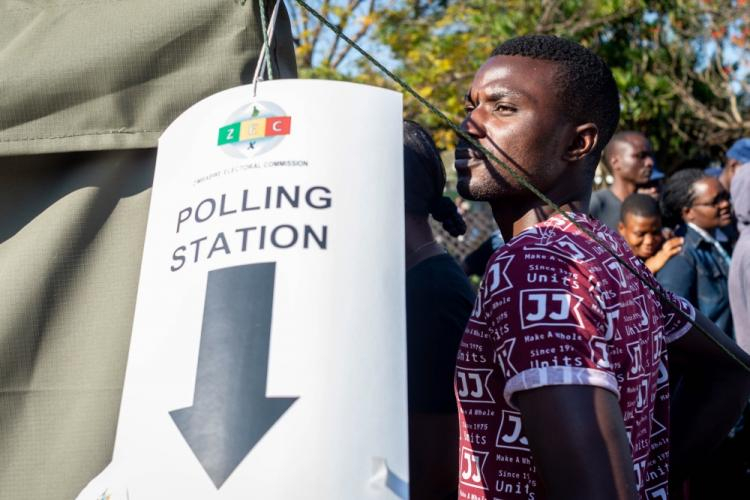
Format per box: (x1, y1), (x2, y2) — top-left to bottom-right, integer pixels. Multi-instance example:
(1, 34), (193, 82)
(621, 193), (660, 222)
(492, 35), (620, 162)
(660, 168), (706, 227)
(403, 120), (466, 237)
(603, 131), (644, 170)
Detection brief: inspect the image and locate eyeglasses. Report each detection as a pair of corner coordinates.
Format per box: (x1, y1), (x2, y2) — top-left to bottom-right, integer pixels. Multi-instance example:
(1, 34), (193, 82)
(691, 192), (730, 208)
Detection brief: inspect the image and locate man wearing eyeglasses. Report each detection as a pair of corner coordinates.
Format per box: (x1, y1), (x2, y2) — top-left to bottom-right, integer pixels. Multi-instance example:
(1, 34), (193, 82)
(657, 169), (734, 338)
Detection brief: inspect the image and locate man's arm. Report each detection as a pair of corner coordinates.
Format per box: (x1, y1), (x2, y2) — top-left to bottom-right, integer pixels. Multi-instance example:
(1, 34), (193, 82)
(667, 310), (750, 482)
(516, 385), (637, 500)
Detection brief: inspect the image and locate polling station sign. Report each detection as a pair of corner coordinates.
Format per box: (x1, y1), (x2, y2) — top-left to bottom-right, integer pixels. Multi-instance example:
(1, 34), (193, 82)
(77, 80), (408, 499)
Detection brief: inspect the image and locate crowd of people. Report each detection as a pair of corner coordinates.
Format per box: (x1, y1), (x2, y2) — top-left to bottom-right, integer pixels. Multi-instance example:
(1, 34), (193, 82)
(592, 136), (750, 349)
(597, 136), (750, 498)
(6, 4), (748, 496)
(404, 34), (750, 500)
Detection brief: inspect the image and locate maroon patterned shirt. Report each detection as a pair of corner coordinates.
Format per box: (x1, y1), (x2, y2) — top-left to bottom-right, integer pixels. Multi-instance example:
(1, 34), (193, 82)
(455, 212), (694, 500)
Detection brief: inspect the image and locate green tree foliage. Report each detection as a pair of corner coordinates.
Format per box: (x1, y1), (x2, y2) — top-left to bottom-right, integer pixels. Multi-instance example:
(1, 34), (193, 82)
(290, 0), (749, 169)
(285, 0), (379, 78)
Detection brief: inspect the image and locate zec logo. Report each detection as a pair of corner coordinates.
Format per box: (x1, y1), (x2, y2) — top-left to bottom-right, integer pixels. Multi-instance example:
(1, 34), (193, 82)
(217, 101), (292, 159)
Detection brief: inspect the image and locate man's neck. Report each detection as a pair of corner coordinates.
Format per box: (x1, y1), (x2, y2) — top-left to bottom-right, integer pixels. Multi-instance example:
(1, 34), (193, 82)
(491, 198), (588, 241)
(609, 177), (637, 201)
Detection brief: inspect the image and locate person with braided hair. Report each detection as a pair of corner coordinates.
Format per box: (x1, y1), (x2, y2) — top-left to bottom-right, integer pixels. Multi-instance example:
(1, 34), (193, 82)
(657, 168), (734, 339)
(403, 120), (475, 500)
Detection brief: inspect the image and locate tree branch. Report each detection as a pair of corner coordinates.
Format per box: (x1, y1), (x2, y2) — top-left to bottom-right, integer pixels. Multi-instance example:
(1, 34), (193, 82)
(537, 6), (641, 35)
(670, 79), (733, 130)
(306, 0), (331, 66)
(536, 0), (562, 32)
(324, 0), (364, 66)
(330, 0), (376, 69)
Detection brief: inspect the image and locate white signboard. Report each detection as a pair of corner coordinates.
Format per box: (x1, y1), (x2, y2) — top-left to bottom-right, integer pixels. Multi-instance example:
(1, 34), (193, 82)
(78, 80), (408, 499)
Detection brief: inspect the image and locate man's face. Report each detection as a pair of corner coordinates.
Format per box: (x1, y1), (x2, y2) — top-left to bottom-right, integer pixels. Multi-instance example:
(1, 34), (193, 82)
(684, 177), (732, 230)
(454, 55), (573, 202)
(612, 134), (654, 185)
(618, 213), (663, 259)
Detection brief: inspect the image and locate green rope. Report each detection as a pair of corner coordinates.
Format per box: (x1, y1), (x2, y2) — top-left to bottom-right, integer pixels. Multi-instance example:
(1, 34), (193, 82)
(259, 0), (274, 80)
(293, 0), (750, 372)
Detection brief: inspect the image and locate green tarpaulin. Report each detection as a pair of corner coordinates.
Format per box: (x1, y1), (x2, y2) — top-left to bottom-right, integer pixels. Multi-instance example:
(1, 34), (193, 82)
(0, 1), (296, 497)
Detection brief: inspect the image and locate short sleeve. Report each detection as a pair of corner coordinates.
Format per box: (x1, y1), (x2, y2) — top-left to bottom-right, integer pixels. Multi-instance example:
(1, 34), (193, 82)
(658, 288), (696, 344)
(482, 247), (620, 410)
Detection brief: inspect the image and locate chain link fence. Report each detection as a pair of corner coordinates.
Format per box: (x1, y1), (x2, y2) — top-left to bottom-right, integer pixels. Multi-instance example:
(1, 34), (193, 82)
(430, 203), (497, 261)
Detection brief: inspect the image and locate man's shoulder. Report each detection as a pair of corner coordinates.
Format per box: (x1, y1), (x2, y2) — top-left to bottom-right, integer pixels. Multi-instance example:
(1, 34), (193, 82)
(591, 188), (609, 200)
(590, 188), (620, 220)
(656, 252), (695, 292)
(674, 230), (703, 261)
(498, 214), (614, 255)
(657, 252), (692, 274)
(591, 188), (617, 205)
(682, 225), (704, 245)
(481, 215), (612, 292)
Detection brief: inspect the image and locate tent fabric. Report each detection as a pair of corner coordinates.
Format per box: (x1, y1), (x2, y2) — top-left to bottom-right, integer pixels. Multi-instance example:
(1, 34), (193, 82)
(0, 149), (156, 499)
(0, 1), (297, 498)
(0, 0), (296, 155)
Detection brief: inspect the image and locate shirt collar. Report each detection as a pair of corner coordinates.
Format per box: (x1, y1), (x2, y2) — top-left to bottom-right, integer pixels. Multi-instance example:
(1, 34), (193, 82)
(686, 222), (722, 245)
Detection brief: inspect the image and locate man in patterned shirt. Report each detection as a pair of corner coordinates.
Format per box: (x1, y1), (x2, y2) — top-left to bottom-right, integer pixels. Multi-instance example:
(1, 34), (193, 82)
(453, 34), (750, 499)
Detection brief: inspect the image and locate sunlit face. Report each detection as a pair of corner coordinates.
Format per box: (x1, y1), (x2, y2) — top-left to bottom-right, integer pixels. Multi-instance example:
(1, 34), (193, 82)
(618, 213), (663, 259)
(612, 134), (654, 185)
(454, 55), (573, 203)
(684, 177), (732, 230)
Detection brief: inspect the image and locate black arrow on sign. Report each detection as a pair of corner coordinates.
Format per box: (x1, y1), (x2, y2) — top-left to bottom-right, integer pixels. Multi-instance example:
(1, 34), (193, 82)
(170, 261), (297, 488)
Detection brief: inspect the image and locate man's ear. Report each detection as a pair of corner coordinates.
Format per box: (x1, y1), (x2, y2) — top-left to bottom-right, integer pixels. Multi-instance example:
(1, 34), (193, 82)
(617, 221), (626, 237)
(563, 123), (599, 163)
